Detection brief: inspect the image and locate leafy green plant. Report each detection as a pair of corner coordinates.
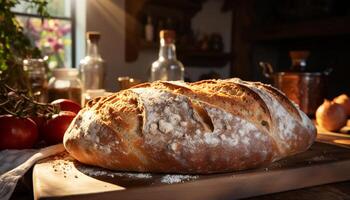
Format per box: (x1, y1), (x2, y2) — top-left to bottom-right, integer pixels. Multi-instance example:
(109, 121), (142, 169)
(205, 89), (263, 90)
(0, 0), (55, 117)
(0, 0), (48, 89)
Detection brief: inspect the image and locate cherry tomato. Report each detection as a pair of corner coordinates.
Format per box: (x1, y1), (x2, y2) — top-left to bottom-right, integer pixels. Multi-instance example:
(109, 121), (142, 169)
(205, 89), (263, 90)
(42, 111), (76, 145)
(0, 115), (38, 150)
(51, 99), (81, 114)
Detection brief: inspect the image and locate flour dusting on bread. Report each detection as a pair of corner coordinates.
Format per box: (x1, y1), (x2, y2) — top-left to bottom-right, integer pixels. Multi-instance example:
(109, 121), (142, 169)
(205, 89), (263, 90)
(64, 79), (316, 174)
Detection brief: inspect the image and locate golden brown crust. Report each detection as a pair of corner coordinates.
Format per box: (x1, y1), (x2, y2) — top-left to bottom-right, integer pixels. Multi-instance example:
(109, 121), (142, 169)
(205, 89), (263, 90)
(139, 80), (272, 133)
(63, 79), (316, 174)
(190, 80), (272, 132)
(240, 80), (302, 121)
(226, 78), (316, 157)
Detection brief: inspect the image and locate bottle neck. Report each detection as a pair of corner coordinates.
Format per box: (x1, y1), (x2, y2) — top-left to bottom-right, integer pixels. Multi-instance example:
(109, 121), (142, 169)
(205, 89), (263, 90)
(87, 40), (100, 57)
(159, 39), (177, 60)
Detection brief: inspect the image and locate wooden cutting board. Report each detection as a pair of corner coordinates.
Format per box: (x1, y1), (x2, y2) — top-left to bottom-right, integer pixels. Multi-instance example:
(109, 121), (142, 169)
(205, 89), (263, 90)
(33, 141), (350, 200)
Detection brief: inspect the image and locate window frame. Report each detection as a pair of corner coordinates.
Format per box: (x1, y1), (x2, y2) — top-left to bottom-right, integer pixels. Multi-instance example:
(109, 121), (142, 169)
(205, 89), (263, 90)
(13, 0), (77, 68)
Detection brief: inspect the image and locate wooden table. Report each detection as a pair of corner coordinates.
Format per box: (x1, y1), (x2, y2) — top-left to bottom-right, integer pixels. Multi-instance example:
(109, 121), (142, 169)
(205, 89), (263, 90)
(249, 131), (350, 200)
(11, 173), (350, 200)
(9, 132), (350, 200)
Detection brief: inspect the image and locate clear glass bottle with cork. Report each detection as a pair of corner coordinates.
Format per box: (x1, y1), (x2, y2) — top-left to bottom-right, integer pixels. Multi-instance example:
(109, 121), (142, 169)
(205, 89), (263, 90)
(150, 30), (184, 81)
(145, 15), (154, 42)
(80, 31), (105, 105)
(79, 31), (105, 91)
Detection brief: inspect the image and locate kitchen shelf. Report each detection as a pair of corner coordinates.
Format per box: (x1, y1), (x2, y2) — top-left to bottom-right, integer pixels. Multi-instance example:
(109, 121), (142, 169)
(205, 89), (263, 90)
(178, 51), (231, 67)
(125, 0), (204, 62)
(249, 16), (350, 41)
(144, 0), (202, 11)
(139, 40), (158, 50)
(139, 40), (231, 67)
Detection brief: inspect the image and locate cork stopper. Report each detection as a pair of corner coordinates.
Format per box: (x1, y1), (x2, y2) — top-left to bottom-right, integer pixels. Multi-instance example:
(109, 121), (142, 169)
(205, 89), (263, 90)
(160, 30), (175, 44)
(87, 31), (101, 42)
(289, 51), (310, 60)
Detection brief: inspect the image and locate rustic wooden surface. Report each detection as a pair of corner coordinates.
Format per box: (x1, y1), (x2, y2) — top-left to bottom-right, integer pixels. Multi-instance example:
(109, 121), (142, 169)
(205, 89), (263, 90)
(8, 132), (350, 200)
(248, 181), (350, 200)
(31, 139), (350, 200)
(11, 170), (350, 200)
(254, 131), (350, 200)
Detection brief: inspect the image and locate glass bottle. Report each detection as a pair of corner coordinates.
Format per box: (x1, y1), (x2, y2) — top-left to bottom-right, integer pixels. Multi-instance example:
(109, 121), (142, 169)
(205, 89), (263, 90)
(79, 32), (105, 91)
(23, 58), (48, 102)
(145, 15), (154, 42)
(150, 30), (184, 81)
(47, 68), (82, 104)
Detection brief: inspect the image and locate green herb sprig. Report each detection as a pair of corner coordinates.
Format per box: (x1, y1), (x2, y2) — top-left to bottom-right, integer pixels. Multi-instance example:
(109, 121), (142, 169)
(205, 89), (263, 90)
(0, 78), (58, 118)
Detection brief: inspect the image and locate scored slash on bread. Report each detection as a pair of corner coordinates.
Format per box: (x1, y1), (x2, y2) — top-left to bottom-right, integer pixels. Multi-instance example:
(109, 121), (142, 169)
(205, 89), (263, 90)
(136, 80), (271, 132)
(64, 79), (316, 174)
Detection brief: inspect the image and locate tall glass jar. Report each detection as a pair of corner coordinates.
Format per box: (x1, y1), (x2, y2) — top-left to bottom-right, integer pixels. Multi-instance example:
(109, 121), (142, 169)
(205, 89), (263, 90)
(47, 68), (82, 104)
(23, 58), (48, 102)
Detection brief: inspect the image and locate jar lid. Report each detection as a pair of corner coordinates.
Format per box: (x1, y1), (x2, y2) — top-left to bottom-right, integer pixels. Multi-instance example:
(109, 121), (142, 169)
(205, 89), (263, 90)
(23, 58), (46, 71)
(52, 68), (79, 78)
(23, 58), (44, 65)
(117, 76), (131, 81)
(86, 89), (106, 98)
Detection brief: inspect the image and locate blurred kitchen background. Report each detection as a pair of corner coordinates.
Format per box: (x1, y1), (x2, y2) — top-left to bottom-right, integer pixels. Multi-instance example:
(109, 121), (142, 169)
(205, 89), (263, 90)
(14, 0), (350, 96)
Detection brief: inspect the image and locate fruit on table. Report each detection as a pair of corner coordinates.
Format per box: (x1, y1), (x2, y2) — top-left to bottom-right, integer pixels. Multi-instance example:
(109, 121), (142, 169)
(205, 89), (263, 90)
(316, 99), (347, 132)
(0, 115), (38, 150)
(333, 94), (350, 116)
(42, 111), (76, 145)
(30, 116), (46, 139)
(51, 99), (82, 114)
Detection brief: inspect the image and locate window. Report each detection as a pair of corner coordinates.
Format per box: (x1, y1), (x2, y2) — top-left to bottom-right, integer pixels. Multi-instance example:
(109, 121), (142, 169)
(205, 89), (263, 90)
(12, 0), (76, 70)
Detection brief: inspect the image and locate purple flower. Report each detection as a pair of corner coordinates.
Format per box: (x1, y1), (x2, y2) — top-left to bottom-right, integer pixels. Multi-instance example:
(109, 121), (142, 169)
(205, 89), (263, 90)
(59, 24), (71, 35)
(47, 37), (54, 43)
(52, 41), (64, 52)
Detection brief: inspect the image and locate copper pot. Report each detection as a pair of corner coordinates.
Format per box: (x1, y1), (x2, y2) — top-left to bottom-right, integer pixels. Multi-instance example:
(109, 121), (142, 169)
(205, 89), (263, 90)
(259, 62), (332, 116)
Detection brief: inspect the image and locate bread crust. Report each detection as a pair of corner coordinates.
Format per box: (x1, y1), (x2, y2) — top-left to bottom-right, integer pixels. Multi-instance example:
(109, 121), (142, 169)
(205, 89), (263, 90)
(64, 79), (316, 174)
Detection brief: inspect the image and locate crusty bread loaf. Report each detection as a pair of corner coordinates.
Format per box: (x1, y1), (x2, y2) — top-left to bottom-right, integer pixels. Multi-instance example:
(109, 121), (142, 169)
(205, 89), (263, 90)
(63, 78), (316, 174)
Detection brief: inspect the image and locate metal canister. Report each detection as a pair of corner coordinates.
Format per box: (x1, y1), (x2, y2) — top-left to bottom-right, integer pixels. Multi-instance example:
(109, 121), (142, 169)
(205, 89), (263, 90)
(259, 62), (331, 116)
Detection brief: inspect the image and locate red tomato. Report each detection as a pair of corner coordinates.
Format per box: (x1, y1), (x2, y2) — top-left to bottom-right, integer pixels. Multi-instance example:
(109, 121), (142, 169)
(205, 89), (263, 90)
(30, 116), (46, 139)
(51, 99), (82, 114)
(30, 116), (45, 128)
(0, 115), (38, 150)
(42, 111), (76, 145)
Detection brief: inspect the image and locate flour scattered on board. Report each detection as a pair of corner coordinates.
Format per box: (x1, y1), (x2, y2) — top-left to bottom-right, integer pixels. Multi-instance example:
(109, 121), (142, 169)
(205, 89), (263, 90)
(160, 174), (199, 184)
(309, 155), (329, 162)
(78, 166), (152, 179)
(76, 162), (199, 184)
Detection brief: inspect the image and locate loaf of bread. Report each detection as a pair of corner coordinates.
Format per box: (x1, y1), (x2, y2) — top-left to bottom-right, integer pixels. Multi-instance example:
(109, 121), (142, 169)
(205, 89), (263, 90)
(63, 78), (316, 174)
